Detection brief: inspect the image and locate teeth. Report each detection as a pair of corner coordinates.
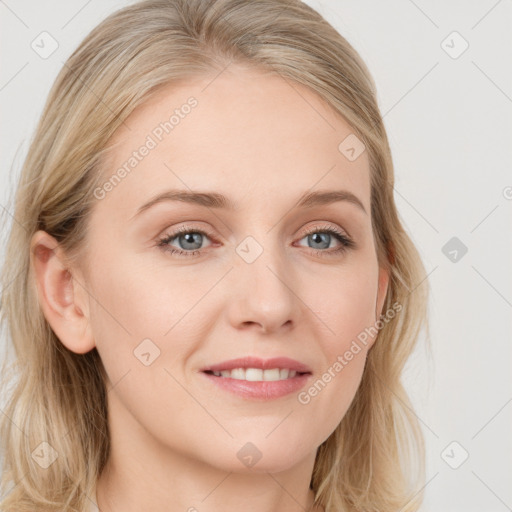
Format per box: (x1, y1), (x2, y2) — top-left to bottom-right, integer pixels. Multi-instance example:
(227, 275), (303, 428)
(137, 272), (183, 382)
(231, 368), (246, 380)
(210, 368), (302, 381)
(245, 368), (263, 381)
(262, 368), (280, 381)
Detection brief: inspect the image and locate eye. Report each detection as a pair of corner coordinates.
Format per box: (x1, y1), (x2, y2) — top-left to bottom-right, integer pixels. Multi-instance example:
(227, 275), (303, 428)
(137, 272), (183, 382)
(296, 224), (354, 257)
(157, 223), (355, 258)
(157, 225), (214, 257)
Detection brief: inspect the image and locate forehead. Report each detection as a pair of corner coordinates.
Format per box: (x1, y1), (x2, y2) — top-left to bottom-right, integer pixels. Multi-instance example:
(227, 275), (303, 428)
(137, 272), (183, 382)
(95, 66), (370, 219)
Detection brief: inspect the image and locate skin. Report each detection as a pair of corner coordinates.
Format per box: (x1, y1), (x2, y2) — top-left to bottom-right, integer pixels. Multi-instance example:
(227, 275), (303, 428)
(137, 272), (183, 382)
(31, 64), (389, 512)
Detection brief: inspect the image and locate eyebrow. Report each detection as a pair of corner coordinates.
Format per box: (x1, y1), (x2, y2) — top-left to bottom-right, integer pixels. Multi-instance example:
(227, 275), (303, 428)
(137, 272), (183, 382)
(131, 188), (367, 220)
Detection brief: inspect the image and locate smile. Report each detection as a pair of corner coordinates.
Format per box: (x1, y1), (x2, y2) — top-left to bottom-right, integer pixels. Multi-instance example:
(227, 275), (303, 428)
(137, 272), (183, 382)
(205, 368), (304, 381)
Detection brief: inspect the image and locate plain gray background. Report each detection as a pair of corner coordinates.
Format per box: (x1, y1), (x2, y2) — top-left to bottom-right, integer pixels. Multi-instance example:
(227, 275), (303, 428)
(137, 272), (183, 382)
(1, 1), (511, 510)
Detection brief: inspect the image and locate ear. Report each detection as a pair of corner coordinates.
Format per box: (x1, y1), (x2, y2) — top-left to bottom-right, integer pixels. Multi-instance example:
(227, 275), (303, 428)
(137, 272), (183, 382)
(375, 264), (390, 322)
(30, 230), (95, 354)
(365, 264), (390, 351)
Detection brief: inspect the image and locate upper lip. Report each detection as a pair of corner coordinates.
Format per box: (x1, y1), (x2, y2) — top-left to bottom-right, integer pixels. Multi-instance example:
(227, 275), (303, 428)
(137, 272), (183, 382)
(201, 356), (312, 374)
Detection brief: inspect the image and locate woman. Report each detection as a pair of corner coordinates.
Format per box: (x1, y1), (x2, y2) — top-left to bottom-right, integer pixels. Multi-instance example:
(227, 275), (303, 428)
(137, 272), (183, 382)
(0, 0), (429, 510)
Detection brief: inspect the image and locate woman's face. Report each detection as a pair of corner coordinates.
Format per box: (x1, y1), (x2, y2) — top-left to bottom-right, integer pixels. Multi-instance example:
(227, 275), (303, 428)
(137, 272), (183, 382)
(74, 66), (388, 473)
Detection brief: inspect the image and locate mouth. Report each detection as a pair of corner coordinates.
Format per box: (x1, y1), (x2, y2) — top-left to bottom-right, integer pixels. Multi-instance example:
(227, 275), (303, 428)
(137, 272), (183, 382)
(199, 356), (312, 400)
(203, 367), (310, 381)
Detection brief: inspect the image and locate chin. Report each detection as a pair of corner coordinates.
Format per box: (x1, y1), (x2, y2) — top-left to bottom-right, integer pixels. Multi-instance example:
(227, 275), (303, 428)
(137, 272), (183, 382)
(201, 436), (313, 475)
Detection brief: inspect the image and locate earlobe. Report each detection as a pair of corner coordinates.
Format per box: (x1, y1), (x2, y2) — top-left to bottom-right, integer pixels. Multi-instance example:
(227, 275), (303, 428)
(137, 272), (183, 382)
(30, 230), (95, 354)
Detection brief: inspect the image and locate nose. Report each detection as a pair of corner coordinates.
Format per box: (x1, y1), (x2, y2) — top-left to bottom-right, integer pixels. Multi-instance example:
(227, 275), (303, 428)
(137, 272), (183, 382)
(225, 240), (299, 335)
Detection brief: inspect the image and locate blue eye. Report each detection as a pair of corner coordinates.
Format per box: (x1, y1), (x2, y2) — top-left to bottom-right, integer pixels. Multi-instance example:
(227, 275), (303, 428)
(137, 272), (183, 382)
(157, 224), (354, 258)
(297, 225), (354, 256)
(157, 226), (212, 257)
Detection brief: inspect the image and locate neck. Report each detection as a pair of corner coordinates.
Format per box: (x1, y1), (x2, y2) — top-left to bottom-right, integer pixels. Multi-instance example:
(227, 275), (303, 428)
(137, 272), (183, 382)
(96, 455), (321, 512)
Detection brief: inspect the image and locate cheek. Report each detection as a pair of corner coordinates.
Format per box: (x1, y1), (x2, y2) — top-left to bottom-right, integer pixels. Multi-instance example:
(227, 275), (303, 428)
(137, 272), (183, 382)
(296, 260), (378, 438)
(85, 253), (201, 427)
(311, 256), (379, 348)
(87, 251), (213, 375)
(298, 354), (366, 450)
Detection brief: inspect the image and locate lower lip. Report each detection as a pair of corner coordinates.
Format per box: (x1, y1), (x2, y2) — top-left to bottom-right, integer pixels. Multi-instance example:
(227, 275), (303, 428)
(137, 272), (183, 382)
(201, 371), (311, 400)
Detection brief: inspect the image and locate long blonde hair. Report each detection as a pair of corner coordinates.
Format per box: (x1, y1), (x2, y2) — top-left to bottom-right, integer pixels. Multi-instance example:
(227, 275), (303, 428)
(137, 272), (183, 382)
(0, 0), (430, 510)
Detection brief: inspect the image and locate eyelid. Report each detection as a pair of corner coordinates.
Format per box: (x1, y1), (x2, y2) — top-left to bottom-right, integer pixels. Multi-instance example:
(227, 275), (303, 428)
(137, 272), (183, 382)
(300, 222), (350, 239)
(159, 221), (350, 240)
(158, 224), (217, 247)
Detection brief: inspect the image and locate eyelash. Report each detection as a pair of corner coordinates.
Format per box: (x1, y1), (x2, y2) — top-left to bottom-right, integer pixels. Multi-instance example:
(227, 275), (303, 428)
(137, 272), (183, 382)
(157, 224), (355, 258)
